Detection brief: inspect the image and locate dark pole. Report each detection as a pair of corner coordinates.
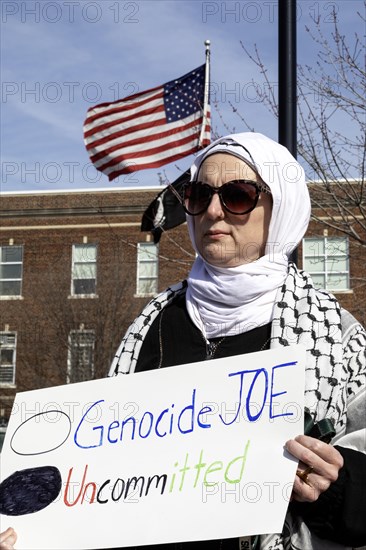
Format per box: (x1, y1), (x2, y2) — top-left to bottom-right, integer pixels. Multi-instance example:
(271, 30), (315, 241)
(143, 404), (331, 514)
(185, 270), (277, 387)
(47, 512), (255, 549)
(278, 0), (297, 158)
(278, 0), (298, 264)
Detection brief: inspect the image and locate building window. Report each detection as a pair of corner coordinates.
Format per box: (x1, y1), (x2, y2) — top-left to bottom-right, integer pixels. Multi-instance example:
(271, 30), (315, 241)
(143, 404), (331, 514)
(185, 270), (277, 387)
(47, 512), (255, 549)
(0, 420), (7, 452)
(303, 236), (350, 291)
(67, 330), (95, 383)
(71, 244), (97, 296)
(0, 245), (23, 297)
(136, 242), (158, 296)
(0, 332), (17, 386)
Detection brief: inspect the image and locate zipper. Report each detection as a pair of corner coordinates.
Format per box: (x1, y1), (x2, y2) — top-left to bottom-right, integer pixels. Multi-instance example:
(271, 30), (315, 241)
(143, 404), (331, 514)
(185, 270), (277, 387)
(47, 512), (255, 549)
(206, 341), (216, 359)
(205, 337), (225, 360)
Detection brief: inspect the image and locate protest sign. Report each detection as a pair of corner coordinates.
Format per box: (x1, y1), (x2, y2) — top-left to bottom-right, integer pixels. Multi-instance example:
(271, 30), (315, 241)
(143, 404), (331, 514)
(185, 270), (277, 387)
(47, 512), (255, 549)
(0, 345), (305, 549)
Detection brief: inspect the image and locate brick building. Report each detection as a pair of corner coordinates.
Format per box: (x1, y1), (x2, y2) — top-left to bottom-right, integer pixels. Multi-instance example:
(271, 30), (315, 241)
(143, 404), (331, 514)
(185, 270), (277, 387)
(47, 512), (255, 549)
(0, 187), (195, 445)
(302, 181), (366, 328)
(1, 185), (365, 445)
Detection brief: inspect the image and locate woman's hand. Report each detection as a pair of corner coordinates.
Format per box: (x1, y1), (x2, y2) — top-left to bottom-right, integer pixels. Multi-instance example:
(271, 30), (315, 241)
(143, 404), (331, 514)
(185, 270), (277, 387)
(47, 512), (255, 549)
(286, 434), (344, 503)
(0, 528), (17, 550)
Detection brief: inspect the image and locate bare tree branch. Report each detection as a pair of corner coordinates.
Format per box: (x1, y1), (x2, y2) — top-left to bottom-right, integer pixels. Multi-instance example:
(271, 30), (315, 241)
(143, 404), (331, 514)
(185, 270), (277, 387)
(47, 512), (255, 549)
(236, 2), (366, 249)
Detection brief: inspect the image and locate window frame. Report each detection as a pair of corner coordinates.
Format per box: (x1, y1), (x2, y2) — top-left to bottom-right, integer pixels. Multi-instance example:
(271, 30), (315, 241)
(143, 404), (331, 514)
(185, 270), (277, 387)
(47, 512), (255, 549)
(136, 242), (159, 297)
(0, 245), (24, 298)
(302, 236), (350, 291)
(0, 332), (17, 386)
(70, 243), (97, 298)
(0, 426), (7, 452)
(67, 329), (95, 384)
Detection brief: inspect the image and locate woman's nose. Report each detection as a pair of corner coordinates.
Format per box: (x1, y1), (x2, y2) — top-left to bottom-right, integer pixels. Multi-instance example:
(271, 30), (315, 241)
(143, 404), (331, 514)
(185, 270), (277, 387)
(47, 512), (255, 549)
(205, 192), (225, 219)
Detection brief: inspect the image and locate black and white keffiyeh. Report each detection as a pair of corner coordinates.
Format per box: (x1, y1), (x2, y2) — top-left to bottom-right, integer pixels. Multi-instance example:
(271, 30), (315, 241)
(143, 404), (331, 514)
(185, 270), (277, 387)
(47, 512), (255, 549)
(109, 280), (186, 376)
(109, 265), (366, 550)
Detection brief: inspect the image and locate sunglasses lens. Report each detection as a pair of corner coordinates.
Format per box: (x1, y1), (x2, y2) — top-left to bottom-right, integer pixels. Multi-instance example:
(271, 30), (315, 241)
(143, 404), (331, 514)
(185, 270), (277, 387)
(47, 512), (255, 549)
(222, 182), (258, 214)
(183, 181), (259, 215)
(184, 183), (212, 215)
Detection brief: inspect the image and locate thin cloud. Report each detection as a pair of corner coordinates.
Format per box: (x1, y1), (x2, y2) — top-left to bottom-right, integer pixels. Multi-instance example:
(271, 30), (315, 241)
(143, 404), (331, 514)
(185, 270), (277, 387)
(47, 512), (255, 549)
(1, 0), (363, 191)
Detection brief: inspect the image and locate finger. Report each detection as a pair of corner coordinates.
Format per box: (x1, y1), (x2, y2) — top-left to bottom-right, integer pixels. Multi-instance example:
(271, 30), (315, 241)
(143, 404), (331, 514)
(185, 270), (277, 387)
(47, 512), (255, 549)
(286, 437), (343, 479)
(0, 528), (15, 544)
(294, 435), (344, 467)
(0, 528), (17, 550)
(292, 473), (328, 502)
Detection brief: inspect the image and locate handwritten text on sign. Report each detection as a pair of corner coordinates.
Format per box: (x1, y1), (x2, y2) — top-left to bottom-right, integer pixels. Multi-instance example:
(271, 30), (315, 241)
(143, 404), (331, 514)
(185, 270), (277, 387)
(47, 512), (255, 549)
(0, 346), (306, 549)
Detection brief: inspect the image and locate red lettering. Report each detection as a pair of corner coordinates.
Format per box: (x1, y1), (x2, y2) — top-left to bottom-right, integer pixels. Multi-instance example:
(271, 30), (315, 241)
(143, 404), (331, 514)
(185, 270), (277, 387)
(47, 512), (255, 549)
(64, 464), (96, 506)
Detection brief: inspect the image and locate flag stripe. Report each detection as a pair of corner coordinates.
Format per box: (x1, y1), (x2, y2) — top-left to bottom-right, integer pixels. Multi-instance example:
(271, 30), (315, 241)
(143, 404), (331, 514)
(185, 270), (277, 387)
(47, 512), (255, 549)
(94, 120), (210, 171)
(98, 131), (204, 172)
(85, 111), (167, 149)
(89, 112), (210, 165)
(84, 84), (162, 119)
(84, 89), (164, 127)
(107, 146), (204, 180)
(87, 109), (210, 164)
(84, 103), (166, 139)
(90, 115), (211, 173)
(84, 94), (165, 136)
(104, 133), (211, 178)
(90, 121), (200, 165)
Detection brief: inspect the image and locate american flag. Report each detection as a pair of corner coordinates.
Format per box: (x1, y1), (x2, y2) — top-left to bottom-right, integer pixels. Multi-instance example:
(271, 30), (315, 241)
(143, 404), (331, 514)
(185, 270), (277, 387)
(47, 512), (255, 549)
(84, 65), (211, 181)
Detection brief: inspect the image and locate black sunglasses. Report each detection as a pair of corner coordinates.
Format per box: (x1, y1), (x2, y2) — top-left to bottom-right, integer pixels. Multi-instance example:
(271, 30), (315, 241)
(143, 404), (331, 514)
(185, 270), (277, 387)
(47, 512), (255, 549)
(182, 180), (262, 216)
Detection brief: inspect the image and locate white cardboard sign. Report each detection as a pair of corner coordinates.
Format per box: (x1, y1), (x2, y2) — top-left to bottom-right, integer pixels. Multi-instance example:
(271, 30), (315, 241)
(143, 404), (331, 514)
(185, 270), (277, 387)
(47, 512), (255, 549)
(0, 345), (305, 549)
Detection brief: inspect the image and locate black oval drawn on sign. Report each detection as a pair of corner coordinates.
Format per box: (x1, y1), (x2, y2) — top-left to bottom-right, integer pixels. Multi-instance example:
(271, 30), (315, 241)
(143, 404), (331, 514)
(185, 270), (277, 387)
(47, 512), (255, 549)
(10, 410), (71, 456)
(0, 466), (62, 516)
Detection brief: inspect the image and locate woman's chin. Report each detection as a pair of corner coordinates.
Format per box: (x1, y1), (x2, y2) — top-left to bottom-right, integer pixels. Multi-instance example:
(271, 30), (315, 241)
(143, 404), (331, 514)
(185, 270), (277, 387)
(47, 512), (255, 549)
(201, 247), (260, 268)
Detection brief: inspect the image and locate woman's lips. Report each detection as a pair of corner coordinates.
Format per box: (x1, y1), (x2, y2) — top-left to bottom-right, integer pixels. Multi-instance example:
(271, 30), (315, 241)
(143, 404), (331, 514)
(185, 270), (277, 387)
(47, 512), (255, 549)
(205, 230), (229, 239)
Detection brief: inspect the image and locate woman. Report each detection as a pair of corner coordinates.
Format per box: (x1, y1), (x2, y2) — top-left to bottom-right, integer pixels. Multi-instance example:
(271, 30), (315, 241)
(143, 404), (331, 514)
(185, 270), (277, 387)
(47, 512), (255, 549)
(1, 133), (365, 549)
(109, 133), (366, 550)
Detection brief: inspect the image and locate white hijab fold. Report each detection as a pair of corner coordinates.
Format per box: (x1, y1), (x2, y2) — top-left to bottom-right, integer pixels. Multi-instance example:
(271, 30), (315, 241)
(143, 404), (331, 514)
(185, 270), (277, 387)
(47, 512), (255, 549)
(185, 132), (311, 339)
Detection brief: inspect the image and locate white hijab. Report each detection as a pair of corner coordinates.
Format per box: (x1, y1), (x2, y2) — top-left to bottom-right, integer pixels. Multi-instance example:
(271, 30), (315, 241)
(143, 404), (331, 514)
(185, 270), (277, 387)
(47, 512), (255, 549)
(185, 132), (311, 339)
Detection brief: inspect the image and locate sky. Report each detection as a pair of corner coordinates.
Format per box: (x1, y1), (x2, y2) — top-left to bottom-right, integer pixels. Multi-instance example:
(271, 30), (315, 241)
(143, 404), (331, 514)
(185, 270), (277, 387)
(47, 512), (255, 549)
(1, 0), (364, 193)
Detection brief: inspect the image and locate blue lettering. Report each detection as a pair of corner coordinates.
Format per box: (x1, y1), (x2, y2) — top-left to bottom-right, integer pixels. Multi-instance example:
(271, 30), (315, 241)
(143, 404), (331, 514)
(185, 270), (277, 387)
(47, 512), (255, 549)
(197, 405), (212, 428)
(219, 370), (260, 425)
(120, 417), (136, 441)
(246, 368), (268, 421)
(139, 411), (154, 438)
(169, 404), (175, 434)
(72, 359), (297, 452)
(107, 420), (120, 443)
(177, 389), (196, 434)
(74, 400), (104, 449)
(155, 408), (169, 437)
(270, 362), (297, 419)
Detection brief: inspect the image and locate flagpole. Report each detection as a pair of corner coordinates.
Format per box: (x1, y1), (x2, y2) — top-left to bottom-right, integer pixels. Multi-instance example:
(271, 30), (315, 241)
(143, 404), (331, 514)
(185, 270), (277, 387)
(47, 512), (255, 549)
(278, 0), (297, 158)
(199, 39), (211, 147)
(278, 0), (298, 263)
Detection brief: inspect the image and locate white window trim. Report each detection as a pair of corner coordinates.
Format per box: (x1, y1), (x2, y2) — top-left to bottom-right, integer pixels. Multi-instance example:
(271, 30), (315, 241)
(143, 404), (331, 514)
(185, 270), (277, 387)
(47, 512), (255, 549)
(71, 244), (97, 298)
(0, 245), (24, 299)
(302, 236), (350, 291)
(67, 329), (95, 384)
(0, 331), (17, 387)
(0, 424), (8, 452)
(135, 242), (159, 298)
(68, 294), (98, 300)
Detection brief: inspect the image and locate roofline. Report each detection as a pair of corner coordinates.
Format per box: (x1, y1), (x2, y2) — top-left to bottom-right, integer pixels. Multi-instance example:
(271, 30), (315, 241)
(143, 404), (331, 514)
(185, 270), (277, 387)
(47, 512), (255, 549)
(0, 185), (163, 197)
(307, 178), (361, 184)
(0, 178), (362, 197)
